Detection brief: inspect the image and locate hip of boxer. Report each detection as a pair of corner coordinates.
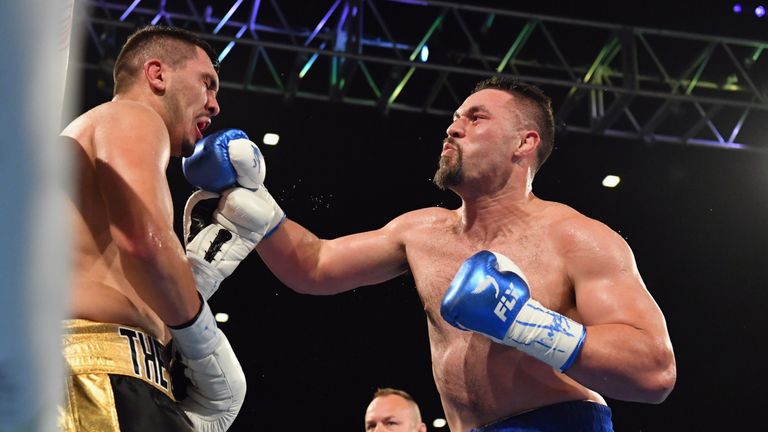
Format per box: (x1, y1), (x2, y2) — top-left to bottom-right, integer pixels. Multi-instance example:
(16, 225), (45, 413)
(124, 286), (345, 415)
(58, 319), (194, 432)
(469, 400), (613, 432)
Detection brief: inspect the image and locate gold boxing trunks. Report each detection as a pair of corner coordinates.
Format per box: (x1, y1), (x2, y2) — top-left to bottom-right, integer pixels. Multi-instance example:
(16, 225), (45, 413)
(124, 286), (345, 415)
(58, 319), (192, 432)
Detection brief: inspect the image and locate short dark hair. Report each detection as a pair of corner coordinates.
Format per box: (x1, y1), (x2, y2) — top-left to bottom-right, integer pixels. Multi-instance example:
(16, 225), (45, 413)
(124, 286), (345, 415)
(473, 76), (555, 173)
(113, 25), (218, 95)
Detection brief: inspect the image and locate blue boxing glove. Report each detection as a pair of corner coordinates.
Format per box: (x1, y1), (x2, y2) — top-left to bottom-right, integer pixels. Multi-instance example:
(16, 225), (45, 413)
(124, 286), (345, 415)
(183, 128), (284, 240)
(440, 251), (586, 372)
(183, 128), (266, 192)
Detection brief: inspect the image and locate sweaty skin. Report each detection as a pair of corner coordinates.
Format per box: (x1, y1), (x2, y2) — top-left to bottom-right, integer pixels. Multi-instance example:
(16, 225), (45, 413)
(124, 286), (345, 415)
(63, 102), (183, 342)
(255, 88), (675, 431)
(398, 203), (609, 427)
(61, 46), (220, 342)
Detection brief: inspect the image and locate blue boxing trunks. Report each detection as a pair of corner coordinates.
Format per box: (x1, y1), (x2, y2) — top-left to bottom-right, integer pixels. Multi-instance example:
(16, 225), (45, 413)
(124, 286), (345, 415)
(470, 400), (613, 432)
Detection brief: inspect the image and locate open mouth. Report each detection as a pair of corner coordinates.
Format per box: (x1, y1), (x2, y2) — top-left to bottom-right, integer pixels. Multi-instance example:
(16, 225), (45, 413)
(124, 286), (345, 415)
(196, 118), (211, 138)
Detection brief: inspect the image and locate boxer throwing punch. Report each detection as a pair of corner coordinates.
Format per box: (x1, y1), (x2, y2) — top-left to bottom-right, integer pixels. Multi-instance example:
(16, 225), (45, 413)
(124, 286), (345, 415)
(185, 77), (676, 431)
(60, 26), (255, 432)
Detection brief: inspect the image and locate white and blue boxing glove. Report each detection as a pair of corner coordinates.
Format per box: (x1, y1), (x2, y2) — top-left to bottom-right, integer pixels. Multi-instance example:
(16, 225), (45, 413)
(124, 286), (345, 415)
(183, 128), (266, 192)
(184, 188), (275, 300)
(182, 129), (286, 299)
(183, 128), (285, 239)
(440, 250), (586, 372)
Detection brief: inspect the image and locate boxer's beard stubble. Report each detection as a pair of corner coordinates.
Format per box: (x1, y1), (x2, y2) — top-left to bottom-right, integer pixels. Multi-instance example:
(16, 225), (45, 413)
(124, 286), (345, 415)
(433, 139), (463, 190)
(164, 91), (194, 157)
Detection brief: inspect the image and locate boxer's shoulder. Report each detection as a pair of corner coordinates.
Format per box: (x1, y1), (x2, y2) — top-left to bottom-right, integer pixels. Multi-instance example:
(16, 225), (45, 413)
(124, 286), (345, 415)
(385, 206), (457, 237)
(97, 100), (165, 129)
(84, 101), (169, 151)
(547, 206), (624, 252)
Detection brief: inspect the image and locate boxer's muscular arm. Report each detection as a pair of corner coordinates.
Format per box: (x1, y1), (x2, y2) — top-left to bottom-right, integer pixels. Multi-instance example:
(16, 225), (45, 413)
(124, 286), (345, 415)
(256, 215), (411, 295)
(563, 218), (676, 403)
(94, 103), (200, 326)
(182, 127), (410, 296)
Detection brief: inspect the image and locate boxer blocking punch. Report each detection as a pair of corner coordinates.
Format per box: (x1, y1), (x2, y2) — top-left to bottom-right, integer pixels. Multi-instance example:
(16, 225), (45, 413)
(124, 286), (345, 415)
(182, 129), (285, 300)
(60, 26), (247, 432)
(441, 250), (585, 372)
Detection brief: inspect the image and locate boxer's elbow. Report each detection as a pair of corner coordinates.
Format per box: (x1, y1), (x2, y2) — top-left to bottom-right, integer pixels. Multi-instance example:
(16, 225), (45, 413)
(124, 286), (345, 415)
(651, 359), (677, 404)
(637, 348), (677, 404)
(112, 226), (175, 263)
(289, 285), (330, 295)
(112, 230), (154, 261)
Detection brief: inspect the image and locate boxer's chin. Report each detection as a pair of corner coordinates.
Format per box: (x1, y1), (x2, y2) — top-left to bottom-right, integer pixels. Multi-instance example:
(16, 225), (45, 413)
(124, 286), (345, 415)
(180, 140), (195, 157)
(433, 158), (463, 190)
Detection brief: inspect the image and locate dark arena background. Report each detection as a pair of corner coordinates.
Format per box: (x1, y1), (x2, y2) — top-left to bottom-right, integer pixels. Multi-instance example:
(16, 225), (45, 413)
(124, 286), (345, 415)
(69, 1), (768, 430)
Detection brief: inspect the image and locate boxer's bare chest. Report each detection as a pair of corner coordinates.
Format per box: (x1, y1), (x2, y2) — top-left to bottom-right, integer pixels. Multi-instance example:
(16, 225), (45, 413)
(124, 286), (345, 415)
(401, 210), (585, 427)
(405, 216), (573, 330)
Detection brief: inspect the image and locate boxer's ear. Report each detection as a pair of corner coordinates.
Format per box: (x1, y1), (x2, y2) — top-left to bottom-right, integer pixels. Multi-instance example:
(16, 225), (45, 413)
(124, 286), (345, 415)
(144, 59), (166, 93)
(513, 130), (540, 159)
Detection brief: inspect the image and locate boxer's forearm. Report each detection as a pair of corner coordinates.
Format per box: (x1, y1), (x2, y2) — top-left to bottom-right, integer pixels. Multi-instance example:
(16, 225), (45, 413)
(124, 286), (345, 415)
(256, 219), (408, 295)
(113, 225), (201, 326)
(565, 324), (676, 404)
(256, 220), (350, 295)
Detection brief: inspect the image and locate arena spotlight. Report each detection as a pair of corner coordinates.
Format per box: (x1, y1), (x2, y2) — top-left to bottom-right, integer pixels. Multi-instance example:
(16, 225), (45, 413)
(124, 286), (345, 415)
(420, 45), (430, 62)
(602, 175), (621, 188)
(215, 312), (230, 323)
(733, 3), (743, 13)
(756, 5), (766, 17)
(432, 418), (447, 428)
(263, 133), (280, 146)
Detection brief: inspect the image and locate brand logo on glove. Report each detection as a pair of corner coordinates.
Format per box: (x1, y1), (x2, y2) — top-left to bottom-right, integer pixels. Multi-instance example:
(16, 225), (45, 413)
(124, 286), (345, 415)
(494, 287), (519, 322)
(472, 276), (519, 322)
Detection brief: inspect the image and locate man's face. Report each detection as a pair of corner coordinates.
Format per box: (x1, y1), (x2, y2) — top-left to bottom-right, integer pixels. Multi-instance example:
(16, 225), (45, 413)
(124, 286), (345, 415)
(165, 46), (220, 156)
(364, 395), (424, 432)
(434, 88), (519, 190)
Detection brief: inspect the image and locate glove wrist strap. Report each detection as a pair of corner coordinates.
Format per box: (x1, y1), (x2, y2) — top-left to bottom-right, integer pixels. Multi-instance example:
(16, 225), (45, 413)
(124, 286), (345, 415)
(169, 298), (220, 360)
(502, 299), (586, 372)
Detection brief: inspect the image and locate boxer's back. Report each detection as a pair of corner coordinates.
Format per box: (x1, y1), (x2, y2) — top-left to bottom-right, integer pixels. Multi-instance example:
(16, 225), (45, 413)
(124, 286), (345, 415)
(62, 103), (167, 341)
